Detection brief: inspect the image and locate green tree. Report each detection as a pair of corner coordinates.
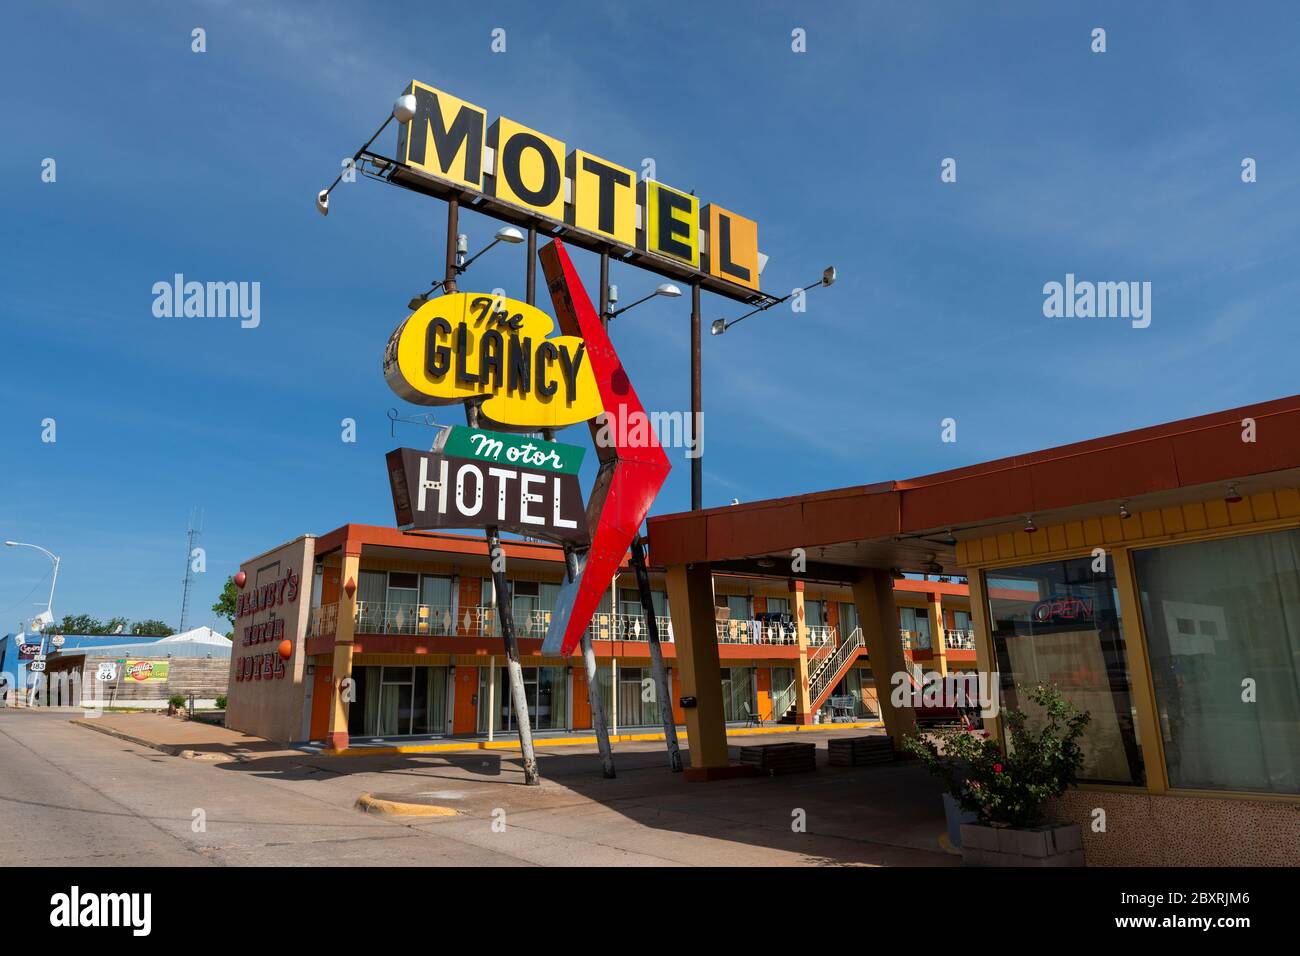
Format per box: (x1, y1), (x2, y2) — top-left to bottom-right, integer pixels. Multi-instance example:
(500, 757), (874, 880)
(131, 619), (173, 637)
(212, 576), (238, 632)
(44, 614), (127, 635)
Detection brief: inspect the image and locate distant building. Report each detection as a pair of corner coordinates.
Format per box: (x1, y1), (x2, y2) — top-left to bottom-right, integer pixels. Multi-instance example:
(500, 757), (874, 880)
(1, 627), (231, 709)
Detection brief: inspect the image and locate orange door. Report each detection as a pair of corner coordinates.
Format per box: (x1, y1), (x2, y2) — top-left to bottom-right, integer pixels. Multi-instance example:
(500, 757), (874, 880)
(572, 668), (591, 730)
(756, 667), (772, 720)
(452, 666), (479, 734)
(309, 667), (333, 740)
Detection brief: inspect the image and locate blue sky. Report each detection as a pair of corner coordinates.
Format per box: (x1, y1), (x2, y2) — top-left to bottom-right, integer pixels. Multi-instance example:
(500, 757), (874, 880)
(3, 0), (1299, 630)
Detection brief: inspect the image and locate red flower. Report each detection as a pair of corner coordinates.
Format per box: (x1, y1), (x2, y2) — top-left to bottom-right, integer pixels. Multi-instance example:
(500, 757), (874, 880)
(993, 763), (1003, 773)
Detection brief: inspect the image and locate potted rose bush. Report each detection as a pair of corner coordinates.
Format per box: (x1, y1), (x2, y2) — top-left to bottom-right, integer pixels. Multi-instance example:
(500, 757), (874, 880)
(905, 682), (1090, 866)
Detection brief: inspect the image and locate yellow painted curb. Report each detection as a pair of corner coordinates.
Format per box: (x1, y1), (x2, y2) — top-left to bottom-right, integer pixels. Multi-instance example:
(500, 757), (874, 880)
(355, 793), (459, 817)
(323, 720), (883, 757)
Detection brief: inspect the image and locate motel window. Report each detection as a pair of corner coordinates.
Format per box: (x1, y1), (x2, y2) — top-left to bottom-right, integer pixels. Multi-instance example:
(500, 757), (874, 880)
(419, 574), (452, 609)
(766, 597), (790, 616)
(953, 610), (973, 631)
(479, 665), (567, 733)
(1133, 528), (1300, 795)
(512, 581), (546, 640)
(540, 581), (562, 614)
(985, 557), (1145, 786)
(619, 588), (641, 617)
(899, 607), (931, 646)
(356, 570), (387, 633)
(721, 667), (756, 722)
(806, 599), (827, 630)
(772, 666), (795, 697)
(725, 595), (751, 621)
(839, 602), (859, 636)
(353, 665), (448, 738)
(619, 587), (668, 619)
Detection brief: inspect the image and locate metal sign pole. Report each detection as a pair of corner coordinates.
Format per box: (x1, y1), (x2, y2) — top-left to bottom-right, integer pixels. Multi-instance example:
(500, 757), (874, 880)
(565, 544), (614, 778)
(562, 258), (617, 779)
(465, 399), (540, 784)
(632, 534), (681, 771)
(690, 280), (702, 510)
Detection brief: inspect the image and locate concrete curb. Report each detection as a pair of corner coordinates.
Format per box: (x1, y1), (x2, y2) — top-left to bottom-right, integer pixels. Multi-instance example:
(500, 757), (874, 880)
(70, 719), (248, 762)
(321, 720), (885, 758)
(355, 793), (459, 817)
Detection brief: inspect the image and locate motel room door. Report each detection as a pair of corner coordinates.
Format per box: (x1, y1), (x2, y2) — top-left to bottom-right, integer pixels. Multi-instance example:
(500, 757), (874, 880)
(309, 666), (332, 740)
(452, 666), (478, 734)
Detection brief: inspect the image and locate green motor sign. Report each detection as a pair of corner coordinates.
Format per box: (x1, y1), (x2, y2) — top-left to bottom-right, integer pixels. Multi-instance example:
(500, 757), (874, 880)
(439, 425), (585, 476)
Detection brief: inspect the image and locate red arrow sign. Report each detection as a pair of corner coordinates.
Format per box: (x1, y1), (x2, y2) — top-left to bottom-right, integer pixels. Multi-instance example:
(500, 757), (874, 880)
(537, 239), (672, 656)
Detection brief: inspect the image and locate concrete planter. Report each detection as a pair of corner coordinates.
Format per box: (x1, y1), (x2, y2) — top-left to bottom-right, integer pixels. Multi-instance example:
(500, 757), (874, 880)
(943, 793), (979, 848)
(960, 821), (1085, 867)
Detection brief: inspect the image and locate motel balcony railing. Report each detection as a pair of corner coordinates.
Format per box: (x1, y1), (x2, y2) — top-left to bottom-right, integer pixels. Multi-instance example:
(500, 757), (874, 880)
(309, 601), (674, 644)
(944, 628), (976, 650)
(714, 620), (838, 647)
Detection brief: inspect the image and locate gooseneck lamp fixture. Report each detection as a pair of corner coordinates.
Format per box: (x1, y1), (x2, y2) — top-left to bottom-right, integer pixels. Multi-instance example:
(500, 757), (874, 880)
(605, 282), (682, 321)
(407, 226), (525, 310)
(710, 266), (836, 336)
(316, 94), (418, 216)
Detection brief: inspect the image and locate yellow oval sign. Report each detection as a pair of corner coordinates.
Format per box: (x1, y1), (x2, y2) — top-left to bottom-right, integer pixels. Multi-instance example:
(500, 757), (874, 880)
(384, 292), (603, 430)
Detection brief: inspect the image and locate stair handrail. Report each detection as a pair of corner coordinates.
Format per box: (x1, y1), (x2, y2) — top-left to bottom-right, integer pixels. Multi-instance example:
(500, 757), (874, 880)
(809, 627), (864, 707)
(805, 630), (837, 683)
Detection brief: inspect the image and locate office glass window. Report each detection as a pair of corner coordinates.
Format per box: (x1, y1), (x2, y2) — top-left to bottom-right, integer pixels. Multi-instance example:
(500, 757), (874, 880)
(986, 557), (1145, 786)
(1134, 528), (1300, 794)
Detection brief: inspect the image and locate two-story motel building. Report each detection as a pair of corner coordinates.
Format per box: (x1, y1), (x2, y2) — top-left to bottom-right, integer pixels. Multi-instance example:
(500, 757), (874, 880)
(225, 526), (975, 748)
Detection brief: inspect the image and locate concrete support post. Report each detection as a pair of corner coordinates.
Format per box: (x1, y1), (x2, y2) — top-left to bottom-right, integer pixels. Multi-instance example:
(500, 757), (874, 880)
(790, 579), (812, 723)
(325, 551), (361, 752)
(929, 592), (948, 676)
(852, 569), (917, 751)
(665, 562), (730, 776)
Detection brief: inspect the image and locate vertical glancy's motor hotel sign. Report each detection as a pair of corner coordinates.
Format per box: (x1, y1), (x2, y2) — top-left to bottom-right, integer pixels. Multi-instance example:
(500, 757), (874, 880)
(393, 80), (766, 296)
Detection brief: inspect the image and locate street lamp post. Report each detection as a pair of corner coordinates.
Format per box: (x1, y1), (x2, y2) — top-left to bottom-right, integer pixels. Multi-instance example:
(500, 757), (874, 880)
(5, 540), (61, 704)
(4, 540), (60, 629)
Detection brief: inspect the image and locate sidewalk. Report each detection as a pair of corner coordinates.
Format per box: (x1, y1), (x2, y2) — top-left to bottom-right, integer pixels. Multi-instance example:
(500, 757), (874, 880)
(71, 712), (296, 761)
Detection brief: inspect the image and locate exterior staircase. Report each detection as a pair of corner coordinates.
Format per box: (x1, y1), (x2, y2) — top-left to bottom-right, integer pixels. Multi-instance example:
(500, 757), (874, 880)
(772, 627), (866, 723)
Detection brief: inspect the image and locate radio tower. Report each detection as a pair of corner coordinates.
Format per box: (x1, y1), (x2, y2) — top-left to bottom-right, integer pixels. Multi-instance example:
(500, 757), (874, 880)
(178, 508), (203, 634)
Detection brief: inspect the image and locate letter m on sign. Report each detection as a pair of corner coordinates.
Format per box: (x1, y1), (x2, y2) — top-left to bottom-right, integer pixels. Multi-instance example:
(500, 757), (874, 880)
(395, 81), (487, 191)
